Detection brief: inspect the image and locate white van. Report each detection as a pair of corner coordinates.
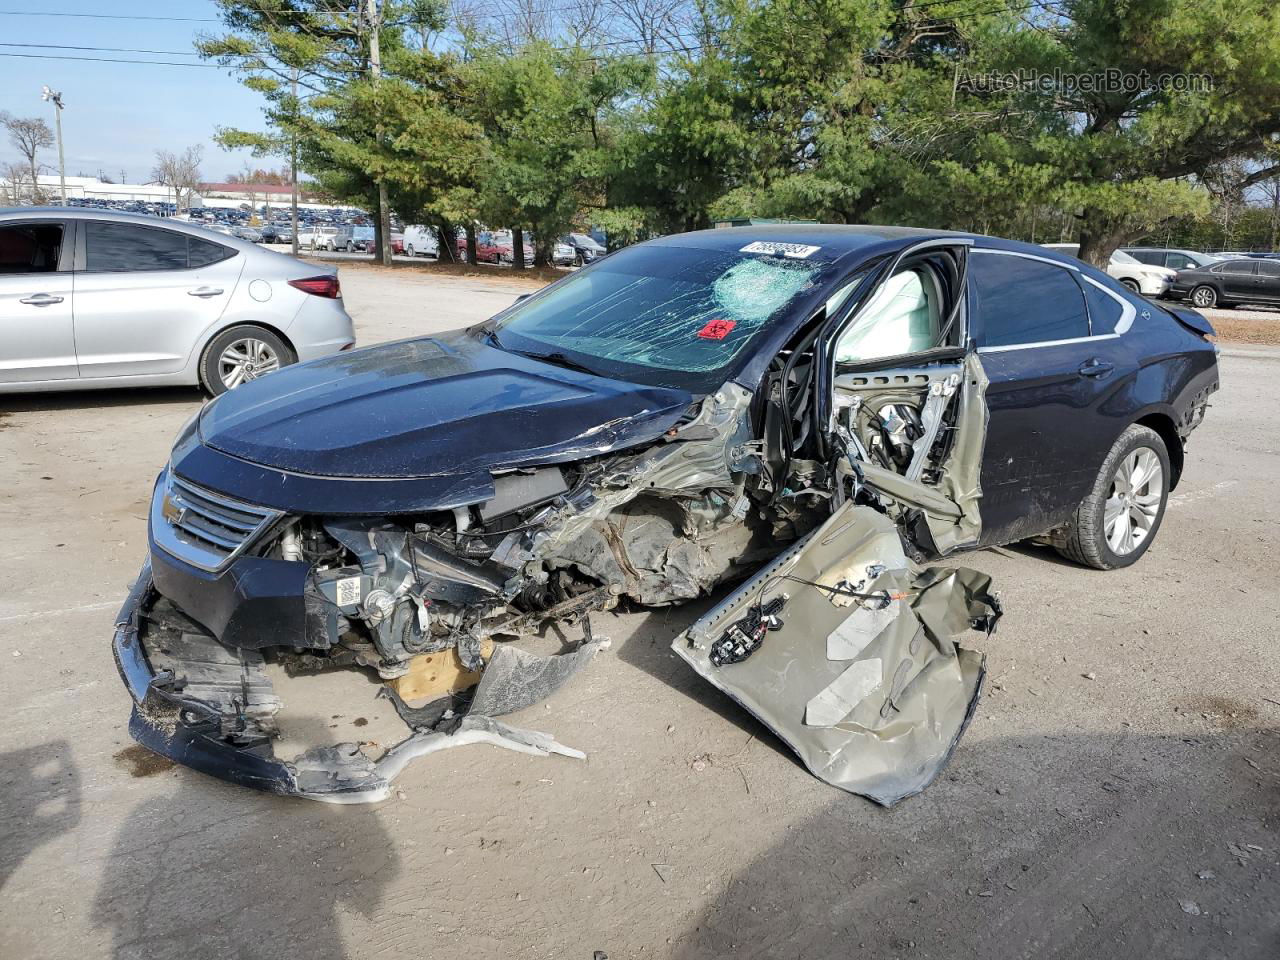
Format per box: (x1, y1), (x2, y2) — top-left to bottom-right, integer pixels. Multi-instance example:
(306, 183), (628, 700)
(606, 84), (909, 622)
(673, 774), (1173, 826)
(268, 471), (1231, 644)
(402, 224), (440, 258)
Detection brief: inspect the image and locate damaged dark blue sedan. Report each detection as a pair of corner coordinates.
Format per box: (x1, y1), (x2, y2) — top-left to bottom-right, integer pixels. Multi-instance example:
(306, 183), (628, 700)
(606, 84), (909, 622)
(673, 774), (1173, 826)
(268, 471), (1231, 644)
(113, 226), (1219, 805)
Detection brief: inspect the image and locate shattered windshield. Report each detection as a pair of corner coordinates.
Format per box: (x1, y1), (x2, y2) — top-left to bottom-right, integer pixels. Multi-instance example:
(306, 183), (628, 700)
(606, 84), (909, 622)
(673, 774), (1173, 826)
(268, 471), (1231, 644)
(493, 243), (834, 391)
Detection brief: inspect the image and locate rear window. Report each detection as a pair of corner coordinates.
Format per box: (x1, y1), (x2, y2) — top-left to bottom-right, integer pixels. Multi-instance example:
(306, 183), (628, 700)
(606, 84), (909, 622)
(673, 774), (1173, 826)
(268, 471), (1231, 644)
(971, 252), (1090, 347)
(1082, 279), (1125, 334)
(494, 244), (834, 391)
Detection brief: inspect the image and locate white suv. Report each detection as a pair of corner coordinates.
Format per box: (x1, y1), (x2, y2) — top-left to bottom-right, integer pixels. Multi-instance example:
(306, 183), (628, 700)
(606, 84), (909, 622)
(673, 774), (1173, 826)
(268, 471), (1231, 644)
(1042, 243), (1174, 297)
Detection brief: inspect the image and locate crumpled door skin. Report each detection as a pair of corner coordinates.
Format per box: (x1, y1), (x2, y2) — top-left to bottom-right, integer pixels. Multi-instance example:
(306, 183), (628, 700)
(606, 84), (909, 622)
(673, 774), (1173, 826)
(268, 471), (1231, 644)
(672, 502), (1000, 806)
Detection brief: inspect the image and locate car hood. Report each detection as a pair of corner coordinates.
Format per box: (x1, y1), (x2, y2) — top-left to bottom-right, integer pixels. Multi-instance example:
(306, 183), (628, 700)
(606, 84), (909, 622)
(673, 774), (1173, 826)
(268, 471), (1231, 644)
(197, 331), (695, 479)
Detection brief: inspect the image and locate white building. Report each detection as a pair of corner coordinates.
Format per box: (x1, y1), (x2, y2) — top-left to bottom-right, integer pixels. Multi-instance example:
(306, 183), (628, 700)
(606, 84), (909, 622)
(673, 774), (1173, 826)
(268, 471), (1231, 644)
(0, 174), (200, 205)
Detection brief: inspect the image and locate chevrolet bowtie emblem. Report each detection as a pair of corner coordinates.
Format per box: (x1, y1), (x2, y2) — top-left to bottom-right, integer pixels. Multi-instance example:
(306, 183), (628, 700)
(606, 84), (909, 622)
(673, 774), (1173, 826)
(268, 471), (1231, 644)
(161, 494), (187, 526)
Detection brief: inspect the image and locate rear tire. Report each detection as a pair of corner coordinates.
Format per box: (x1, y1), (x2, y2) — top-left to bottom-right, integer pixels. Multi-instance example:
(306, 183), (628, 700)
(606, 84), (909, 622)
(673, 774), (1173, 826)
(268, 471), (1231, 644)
(1053, 424), (1170, 570)
(1191, 285), (1218, 309)
(200, 325), (295, 397)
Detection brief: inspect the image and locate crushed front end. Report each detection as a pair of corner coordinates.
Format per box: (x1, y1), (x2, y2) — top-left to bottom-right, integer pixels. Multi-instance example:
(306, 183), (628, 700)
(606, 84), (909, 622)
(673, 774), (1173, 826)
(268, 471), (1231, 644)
(112, 323), (1003, 805)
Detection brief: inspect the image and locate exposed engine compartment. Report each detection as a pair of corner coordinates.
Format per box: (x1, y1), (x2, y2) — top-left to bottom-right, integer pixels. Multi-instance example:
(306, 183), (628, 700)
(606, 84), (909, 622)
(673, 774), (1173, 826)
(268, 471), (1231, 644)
(236, 348), (980, 699)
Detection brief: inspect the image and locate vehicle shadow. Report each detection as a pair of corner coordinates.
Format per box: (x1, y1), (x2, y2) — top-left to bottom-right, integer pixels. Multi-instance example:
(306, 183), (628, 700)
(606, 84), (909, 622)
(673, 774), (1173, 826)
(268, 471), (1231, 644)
(0, 386), (202, 414)
(92, 723), (400, 960)
(0, 741), (80, 892)
(993, 540), (1096, 570)
(611, 594), (797, 761)
(669, 726), (1280, 959)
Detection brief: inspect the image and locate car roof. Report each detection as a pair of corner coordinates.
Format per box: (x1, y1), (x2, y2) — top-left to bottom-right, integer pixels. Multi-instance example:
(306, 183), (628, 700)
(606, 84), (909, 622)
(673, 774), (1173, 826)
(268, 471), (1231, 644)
(1, 205), (262, 247)
(0, 205), (332, 270)
(646, 224), (1090, 273)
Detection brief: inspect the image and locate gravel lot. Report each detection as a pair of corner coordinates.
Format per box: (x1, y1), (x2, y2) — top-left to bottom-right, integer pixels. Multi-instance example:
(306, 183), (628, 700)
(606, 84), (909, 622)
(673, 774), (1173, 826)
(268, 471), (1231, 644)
(1, 263), (1277, 960)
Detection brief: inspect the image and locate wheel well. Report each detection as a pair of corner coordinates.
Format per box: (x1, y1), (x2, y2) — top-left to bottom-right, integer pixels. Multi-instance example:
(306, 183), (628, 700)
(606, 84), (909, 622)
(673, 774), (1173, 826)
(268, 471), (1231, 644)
(1134, 413), (1184, 489)
(199, 320), (298, 375)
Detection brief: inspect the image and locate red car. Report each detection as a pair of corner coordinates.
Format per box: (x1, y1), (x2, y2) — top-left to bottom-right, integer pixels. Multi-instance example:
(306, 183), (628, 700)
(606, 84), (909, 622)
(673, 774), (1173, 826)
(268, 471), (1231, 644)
(356, 232), (404, 255)
(455, 231), (503, 263)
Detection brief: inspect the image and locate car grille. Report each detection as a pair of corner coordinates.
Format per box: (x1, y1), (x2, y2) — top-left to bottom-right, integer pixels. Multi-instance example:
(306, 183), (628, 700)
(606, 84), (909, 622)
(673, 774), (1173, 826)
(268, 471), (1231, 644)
(151, 471), (283, 573)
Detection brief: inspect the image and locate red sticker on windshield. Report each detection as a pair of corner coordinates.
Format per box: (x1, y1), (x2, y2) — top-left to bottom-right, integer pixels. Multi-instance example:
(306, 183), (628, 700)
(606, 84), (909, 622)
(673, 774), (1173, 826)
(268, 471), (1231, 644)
(698, 317), (736, 340)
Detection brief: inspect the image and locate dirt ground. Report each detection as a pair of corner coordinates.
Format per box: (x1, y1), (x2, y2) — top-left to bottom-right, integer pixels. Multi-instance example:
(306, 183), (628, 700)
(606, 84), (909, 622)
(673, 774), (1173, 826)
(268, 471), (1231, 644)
(1, 263), (1277, 960)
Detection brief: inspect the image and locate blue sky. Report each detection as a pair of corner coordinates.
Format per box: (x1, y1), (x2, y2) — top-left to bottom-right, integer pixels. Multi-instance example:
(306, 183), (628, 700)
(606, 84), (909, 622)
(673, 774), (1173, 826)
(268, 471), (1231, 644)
(0, 1), (272, 183)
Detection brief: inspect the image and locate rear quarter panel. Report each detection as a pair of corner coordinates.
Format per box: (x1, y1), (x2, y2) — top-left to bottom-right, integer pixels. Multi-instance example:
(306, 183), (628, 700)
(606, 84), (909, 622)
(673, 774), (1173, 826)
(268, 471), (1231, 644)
(1087, 289), (1218, 487)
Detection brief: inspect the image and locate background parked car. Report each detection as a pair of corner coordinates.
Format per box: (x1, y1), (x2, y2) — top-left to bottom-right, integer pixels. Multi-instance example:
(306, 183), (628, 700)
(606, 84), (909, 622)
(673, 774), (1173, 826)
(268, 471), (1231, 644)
(402, 224), (440, 258)
(455, 230), (503, 263)
(1042, 243), (1175, 296)
(259, 223), (294, 243)
(552, 239), (576, 265)
(0, 208), (356, 396)
(310, 225), (339, 250)
(1168, 257), (1280, 309)
(490, 230), (535, 267)
(563, 232), (606, 265)
(358, 231), (405, 254)
(232, 225), (264, 243)
(331, 224), (373, 252)
(1123, 247), (1222, 271)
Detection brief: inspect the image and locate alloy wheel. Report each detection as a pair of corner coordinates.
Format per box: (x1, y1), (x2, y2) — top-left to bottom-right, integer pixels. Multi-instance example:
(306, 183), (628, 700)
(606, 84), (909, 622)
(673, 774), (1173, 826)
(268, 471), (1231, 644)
(218, 338), (281, 390)
(1103, 447), (1163, 556)
(1192, 285), (1218, 308)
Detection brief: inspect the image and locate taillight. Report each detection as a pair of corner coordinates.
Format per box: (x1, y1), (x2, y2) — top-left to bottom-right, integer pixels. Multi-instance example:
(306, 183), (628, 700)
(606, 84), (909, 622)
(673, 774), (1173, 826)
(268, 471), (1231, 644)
(288, 275), (341, 298)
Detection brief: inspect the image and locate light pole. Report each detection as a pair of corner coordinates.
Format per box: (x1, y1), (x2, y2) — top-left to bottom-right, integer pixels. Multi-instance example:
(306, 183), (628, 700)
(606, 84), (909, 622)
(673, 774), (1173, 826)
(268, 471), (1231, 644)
(41, 85), (66, 205)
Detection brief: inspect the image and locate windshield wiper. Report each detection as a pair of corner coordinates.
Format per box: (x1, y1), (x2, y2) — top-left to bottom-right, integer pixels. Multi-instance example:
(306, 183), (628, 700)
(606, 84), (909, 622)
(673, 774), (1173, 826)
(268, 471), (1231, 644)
(512, 349), (599, 377)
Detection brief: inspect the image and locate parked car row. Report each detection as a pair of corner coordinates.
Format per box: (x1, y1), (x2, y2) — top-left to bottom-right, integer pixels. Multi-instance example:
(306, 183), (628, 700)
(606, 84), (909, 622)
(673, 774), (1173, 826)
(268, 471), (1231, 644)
(1045, 241), (1280, 309)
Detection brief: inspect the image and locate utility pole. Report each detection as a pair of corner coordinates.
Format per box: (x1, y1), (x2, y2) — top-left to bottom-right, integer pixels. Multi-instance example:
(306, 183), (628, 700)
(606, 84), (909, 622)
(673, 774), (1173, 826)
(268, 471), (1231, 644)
(364, 0), (393, 266)
(41, 85), (66, 205)
(291, 66), (300, 258)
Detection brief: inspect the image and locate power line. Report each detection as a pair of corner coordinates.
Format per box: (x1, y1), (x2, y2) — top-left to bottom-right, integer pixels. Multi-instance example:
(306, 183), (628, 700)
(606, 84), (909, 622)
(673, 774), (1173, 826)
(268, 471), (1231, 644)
(0, 41), (249, 58)
(0, 0), (1065, 69)
(0, 51), (223, 68)
(0, 9), (219, 22)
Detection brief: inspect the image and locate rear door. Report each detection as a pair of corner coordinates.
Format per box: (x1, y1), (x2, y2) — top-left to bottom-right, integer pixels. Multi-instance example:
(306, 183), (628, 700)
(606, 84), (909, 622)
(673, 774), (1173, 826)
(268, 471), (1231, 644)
(1252, 259), (1280, 301)
(72, 220), (244, 378)
(1217, 260), (1258, 301)
(0, 218), (77, 383)
(968, 249), (1136, 545)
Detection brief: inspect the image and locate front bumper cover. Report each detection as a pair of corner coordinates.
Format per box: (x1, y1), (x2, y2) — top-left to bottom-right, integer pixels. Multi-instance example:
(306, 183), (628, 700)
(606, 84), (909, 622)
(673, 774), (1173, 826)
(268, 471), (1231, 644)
(112, 560), (596, 803)
(112, 560), (391, 802)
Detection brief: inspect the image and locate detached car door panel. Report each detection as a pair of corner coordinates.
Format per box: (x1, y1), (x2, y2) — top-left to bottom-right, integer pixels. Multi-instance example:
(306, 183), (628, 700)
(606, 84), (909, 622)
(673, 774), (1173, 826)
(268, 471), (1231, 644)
(73, 221), (244, 378)
(0, 219), (77, 383)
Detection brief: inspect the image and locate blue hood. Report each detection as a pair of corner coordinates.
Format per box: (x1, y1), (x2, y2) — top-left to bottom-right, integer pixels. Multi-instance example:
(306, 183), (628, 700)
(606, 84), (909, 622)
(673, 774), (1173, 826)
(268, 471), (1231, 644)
(198, 332), (694, 481)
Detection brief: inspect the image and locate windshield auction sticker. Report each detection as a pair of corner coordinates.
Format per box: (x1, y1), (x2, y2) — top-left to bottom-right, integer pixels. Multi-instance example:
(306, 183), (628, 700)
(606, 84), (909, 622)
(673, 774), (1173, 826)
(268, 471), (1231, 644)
(698, 317), (737, 340)
(739, 241), (821, 259)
